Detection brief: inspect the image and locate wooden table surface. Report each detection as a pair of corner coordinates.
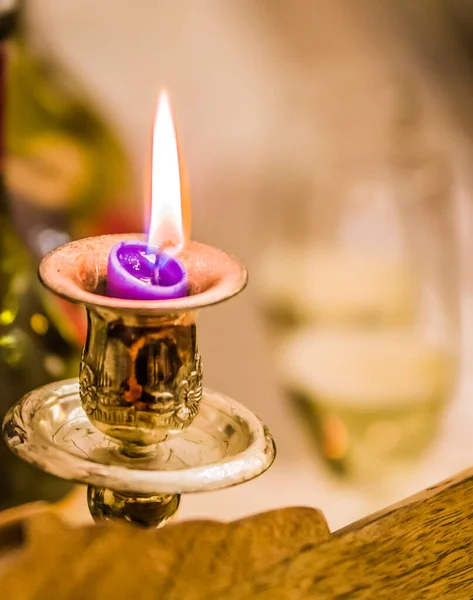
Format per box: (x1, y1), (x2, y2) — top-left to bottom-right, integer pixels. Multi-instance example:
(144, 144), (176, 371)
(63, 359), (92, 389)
(1, 468), (473, 599)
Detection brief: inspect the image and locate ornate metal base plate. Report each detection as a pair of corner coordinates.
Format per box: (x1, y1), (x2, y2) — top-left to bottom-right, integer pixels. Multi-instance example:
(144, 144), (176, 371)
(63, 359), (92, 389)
(3, 380), (275, 495)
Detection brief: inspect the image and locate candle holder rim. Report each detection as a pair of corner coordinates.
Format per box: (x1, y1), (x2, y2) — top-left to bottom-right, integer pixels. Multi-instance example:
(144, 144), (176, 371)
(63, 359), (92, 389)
(39, 234), (248, 314)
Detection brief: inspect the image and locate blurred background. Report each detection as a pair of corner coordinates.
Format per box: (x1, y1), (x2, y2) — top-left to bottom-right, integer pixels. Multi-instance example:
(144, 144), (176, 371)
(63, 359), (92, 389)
(2, 0), (473, 530)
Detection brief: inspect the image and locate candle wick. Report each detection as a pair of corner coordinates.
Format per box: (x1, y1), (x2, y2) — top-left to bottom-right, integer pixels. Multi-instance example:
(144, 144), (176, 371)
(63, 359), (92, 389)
(154, 252), (169, 286)
(150, 242), (183, 286)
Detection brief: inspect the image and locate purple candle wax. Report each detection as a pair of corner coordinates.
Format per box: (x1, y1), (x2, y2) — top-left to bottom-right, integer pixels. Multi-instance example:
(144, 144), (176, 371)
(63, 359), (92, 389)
(107, 241), (188, 300)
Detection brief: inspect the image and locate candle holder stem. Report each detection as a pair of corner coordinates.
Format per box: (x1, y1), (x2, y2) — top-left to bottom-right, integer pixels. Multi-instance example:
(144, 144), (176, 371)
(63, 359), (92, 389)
(87, 486), (180, 528)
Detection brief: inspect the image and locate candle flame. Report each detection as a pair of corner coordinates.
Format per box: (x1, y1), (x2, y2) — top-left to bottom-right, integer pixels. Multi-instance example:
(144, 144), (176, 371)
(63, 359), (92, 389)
(148, 91), (184, 251)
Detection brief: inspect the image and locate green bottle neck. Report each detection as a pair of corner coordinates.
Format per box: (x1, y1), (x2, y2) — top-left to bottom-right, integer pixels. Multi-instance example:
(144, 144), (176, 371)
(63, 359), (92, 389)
(0, 41), (6, 217)
(13, 0), (25, 39)
(0, 2), (18, 217)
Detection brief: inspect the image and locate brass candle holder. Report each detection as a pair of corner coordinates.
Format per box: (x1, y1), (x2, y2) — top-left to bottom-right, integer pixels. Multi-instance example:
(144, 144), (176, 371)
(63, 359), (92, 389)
(2, 234), (276, 527)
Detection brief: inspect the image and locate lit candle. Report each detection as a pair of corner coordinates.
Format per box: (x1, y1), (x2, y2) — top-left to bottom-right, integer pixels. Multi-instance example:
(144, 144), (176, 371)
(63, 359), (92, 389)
(107, 91), (188, 300)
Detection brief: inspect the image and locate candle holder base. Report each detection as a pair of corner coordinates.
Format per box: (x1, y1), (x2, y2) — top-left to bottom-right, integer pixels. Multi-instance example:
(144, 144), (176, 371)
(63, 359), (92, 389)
(87, 486), (180, 528)
(3, 379), (275, 525)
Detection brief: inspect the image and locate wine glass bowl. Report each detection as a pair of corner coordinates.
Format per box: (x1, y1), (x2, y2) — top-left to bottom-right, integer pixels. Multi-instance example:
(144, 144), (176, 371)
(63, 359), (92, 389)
(258, 157), (459, 482)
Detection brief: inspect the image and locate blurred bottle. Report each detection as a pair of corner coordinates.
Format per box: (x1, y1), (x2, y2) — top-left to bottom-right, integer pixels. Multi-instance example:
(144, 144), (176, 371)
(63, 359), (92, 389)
(0, 1), (76, 508)
(0, 1), (138, 508)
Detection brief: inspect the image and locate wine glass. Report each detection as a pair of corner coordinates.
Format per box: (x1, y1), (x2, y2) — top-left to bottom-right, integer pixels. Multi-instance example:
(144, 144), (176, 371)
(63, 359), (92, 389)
(257, 151), (459, 483)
